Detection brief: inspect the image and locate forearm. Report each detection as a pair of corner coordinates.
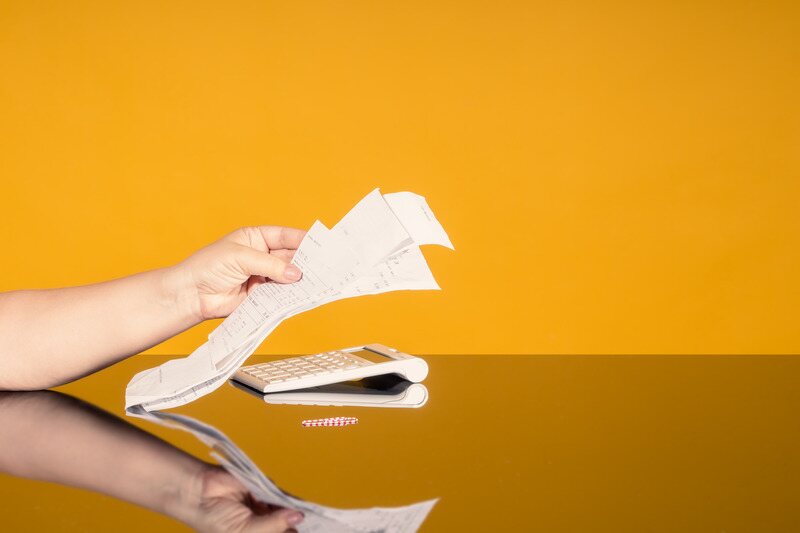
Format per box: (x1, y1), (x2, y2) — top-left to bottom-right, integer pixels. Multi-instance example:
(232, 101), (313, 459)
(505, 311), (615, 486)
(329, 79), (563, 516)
(0, 266), (201, 390)
(0, 225), (304, 391)
(0, 391), (210, 524)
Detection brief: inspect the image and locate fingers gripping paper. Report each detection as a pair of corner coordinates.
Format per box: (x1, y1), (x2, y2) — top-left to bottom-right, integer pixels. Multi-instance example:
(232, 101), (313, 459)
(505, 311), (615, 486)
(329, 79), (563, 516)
(125, 189), (453, 412)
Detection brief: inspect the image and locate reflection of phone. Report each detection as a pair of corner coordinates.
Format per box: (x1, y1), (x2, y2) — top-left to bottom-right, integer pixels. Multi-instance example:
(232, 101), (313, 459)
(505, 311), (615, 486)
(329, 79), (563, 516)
(230, 374), (429, 408)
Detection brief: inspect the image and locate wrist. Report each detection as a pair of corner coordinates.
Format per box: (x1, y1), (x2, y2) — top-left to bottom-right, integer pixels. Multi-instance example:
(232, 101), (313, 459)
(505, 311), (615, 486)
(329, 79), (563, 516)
(160, 264), (204, 327)
(159, 461), (212, 527)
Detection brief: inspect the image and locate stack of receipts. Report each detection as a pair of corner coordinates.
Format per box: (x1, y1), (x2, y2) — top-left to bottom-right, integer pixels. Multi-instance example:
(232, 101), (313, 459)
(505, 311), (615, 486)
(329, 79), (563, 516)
(128, 405), (437, 532)
(125, 189), (454, 412)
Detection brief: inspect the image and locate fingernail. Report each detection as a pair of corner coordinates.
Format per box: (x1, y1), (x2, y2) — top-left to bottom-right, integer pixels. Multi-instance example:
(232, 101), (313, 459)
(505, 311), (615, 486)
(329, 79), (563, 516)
(285, 265), (302, 281)
(286, 511), (304, 526)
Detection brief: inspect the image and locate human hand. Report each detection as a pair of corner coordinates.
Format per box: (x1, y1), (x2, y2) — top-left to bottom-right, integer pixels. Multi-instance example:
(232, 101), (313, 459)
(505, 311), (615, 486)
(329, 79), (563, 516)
(171, 226), (306, 321)
(179, 465), (304, 533)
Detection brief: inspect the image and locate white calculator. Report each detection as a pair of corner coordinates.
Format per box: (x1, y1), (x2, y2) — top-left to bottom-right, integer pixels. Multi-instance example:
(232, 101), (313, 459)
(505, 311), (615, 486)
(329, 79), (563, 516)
(231, 344), (429, 394)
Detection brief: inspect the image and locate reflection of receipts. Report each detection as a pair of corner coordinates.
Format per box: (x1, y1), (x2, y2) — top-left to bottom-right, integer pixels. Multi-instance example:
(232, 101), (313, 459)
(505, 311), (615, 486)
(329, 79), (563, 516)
(130, 405), (438, 532)
(125, 188), (453, 412)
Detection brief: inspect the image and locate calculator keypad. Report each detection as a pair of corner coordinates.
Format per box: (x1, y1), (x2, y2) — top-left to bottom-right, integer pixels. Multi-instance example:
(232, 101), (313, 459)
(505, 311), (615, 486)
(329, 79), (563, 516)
(240, 351), (372, 386)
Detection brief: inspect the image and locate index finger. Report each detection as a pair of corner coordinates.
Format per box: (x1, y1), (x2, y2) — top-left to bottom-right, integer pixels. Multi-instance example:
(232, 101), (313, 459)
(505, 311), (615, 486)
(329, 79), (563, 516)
(257, 226), (307, 251)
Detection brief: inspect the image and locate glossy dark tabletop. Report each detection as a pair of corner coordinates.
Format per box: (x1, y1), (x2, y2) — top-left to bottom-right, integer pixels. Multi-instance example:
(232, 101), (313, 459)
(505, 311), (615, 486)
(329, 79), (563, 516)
(1, 354), (800, 531)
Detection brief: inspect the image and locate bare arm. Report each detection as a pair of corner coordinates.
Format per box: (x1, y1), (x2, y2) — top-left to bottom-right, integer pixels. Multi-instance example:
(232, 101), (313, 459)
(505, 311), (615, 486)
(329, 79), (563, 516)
(0, 226), (305, 390)
(0, 391), (304, 532)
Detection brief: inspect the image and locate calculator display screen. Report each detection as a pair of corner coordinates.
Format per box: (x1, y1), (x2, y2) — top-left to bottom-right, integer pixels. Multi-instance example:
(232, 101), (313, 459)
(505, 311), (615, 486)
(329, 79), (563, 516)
(350, 348), (391, 364)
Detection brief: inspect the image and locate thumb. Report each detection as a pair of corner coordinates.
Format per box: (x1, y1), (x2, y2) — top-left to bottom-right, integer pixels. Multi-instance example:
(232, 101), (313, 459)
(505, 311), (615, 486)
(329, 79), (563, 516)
(235, 245), (303, 283)
(242, 509), (304, 532)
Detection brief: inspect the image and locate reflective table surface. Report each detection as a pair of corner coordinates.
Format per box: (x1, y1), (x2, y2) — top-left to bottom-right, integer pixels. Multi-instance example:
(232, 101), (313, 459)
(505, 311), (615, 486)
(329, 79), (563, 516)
(1, 355), (800, 531)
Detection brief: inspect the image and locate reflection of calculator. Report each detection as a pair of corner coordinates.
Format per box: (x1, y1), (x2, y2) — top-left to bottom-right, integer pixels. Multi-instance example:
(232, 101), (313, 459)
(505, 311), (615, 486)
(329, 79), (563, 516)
(231, 344), (429, 394)
(230, 375), (429, 408)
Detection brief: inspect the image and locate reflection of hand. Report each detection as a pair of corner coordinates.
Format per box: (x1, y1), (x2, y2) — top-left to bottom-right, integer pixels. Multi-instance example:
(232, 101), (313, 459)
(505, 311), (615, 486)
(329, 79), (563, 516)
(181, 466), (304, 533)
(0, 391), (305, 532)
(174, 226), (307, 320)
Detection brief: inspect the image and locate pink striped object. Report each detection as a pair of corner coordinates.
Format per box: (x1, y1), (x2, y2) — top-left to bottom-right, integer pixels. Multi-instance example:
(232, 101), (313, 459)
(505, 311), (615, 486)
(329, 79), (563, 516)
(301, 416), (358, 427)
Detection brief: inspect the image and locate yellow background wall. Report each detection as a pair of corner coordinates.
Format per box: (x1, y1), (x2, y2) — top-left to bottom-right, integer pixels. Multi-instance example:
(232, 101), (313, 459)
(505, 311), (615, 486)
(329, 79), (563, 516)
(1, 1), (798, 355)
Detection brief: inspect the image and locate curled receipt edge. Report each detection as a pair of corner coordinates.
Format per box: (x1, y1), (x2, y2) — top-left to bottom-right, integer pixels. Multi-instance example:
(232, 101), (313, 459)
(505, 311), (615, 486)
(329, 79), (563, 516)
(125, 189), (454, 412)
